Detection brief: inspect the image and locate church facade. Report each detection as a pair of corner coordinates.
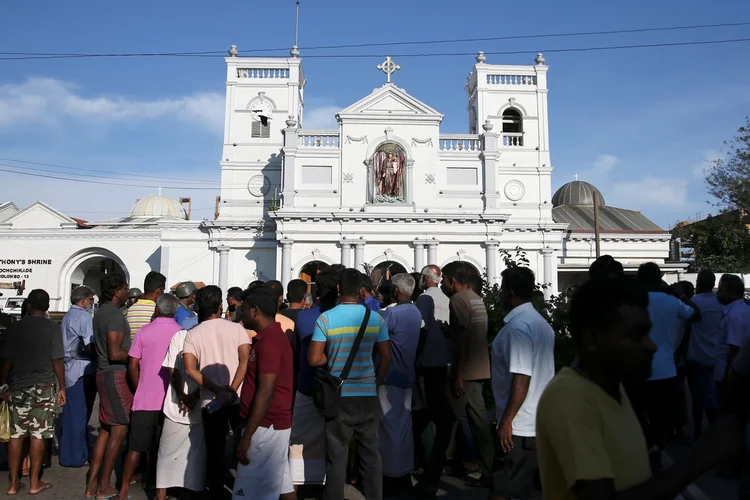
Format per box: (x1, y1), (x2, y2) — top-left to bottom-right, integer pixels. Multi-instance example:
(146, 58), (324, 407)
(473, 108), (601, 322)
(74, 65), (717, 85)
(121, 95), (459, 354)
(0, 48), (678, 311)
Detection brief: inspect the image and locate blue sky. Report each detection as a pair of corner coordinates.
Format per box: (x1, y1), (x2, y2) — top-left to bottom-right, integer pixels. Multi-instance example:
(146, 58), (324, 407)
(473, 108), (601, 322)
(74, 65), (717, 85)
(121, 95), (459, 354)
(1, 0), (749, 227)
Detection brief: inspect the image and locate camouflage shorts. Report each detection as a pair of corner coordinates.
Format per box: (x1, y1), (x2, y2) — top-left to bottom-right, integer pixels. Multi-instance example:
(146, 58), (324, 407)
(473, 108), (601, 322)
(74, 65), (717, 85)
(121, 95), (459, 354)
(10, 384), (55, 440)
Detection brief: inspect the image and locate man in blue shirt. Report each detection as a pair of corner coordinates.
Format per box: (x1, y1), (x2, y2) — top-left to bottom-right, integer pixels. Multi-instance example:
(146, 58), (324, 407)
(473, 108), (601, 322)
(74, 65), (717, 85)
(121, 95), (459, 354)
(59, 286), (98, 468)
(173, 281), (197, 326)
(687, 270), (723, 438)
(379, 273), (422, 490)
(308, 269), (392, 500)
(288, 271), (338, 489)
(636, 263), (700, 465)
(359, 274), (381, 311)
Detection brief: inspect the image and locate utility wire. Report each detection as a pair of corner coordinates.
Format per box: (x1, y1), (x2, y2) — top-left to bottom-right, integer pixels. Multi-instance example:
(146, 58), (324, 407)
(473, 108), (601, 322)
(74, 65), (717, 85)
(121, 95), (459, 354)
(0, 21), (749, 60)
(0, 157), (219, 184)
(298, 38), (750, 59)
(0, 165), (250, 190)
(246, 20), (750, 52)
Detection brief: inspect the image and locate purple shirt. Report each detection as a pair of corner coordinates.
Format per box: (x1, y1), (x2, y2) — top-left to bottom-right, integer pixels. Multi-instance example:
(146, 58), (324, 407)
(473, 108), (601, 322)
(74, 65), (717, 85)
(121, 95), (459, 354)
(715, 299), (750, 382)
(129, 317), (182, 411)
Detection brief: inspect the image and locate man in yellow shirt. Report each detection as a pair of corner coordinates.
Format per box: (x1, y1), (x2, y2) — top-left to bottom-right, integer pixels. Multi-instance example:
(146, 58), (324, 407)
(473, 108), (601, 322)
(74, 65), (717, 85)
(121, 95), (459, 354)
(536, 276), (743, 500)
(125, 272), (165, 340)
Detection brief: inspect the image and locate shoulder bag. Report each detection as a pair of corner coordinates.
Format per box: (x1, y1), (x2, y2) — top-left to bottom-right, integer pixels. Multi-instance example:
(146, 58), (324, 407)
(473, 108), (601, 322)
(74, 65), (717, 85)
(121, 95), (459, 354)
(313, 308), (371, 419)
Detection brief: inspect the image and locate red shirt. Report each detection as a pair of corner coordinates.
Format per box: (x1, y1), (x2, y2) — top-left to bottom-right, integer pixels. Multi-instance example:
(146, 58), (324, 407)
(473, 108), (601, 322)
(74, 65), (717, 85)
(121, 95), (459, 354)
(239, 322), (294, 430)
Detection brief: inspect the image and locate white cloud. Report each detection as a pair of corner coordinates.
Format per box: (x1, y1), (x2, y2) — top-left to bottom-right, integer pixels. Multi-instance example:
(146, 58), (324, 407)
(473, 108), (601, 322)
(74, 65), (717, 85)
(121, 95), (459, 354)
(609, 176), (689, 208)
(302, 106), (340, 130)
(0, 78), (224, 134)
(592, 154), (618, 172)
(692, 149), (722, 178)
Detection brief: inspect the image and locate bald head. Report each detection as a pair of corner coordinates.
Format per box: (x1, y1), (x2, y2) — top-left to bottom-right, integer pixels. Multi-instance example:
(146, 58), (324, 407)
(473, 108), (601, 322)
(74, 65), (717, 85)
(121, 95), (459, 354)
(420, 265), (441, 289)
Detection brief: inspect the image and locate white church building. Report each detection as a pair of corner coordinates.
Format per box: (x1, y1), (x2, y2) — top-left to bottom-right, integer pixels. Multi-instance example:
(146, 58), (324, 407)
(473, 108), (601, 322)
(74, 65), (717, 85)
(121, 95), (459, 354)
(0, 47), (680, 311)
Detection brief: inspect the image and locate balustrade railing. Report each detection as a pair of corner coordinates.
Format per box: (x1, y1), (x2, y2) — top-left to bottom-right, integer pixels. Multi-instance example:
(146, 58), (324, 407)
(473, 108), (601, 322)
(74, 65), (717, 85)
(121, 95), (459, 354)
(439, 135), (481, 152)
(502, 133), (524, 147)
(298, 131), (340, 148)
(487, 74), (537, 86)
(237, 68), (290, 79)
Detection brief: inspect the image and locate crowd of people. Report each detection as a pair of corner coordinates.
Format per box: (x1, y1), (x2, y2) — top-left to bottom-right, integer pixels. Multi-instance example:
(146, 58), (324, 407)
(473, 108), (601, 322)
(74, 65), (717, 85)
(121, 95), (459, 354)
(0, 256), (749, 500)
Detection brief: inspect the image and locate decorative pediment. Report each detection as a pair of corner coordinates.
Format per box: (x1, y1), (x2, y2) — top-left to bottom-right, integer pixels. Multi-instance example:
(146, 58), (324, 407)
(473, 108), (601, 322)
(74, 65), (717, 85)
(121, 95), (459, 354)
(0, 202), (19, 223)
(0, 201), (77, 229)
(337, 85), (444, 122)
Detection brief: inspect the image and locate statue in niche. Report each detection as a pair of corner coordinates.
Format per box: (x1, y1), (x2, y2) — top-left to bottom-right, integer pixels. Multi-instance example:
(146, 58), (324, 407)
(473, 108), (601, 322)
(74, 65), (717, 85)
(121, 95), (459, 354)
(373, 143), (406, 203)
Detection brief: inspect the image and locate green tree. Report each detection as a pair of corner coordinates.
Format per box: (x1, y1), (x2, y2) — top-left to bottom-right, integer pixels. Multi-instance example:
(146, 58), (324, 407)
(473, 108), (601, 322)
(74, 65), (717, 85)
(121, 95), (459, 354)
(705, 117), (750, 213)
(677, 215), (750, 273)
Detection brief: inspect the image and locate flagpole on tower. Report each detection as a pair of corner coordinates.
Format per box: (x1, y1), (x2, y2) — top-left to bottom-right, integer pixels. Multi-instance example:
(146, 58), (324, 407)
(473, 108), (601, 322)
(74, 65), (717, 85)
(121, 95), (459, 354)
(295, 0), (300, 48)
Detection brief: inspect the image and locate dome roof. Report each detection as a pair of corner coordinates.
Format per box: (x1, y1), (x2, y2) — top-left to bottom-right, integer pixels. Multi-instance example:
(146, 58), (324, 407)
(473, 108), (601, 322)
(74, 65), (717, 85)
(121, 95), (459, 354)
(552, 180), (605, 207)
(129, 194), (187, 219)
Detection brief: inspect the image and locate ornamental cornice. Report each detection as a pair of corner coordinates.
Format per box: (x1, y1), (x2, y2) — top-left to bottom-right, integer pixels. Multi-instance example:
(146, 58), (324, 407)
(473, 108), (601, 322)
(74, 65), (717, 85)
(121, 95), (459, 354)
(0, 230), (162, 240)
(269, 211), (511, 225)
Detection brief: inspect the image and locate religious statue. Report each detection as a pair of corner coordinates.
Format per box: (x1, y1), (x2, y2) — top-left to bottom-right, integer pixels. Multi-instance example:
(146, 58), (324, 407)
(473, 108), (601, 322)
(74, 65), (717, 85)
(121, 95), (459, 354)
(373, 144), (406, 203)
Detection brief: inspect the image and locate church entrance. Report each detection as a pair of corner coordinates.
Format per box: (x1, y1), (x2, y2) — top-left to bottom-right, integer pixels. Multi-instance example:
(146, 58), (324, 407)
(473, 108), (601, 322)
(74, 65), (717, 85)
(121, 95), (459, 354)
(370, 260), (408, 289)
(70, 257), (127, 299)
(299, 260), (330, 296)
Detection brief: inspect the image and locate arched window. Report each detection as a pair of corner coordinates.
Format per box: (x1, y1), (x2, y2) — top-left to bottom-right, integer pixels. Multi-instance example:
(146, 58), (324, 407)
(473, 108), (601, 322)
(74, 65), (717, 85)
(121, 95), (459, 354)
(502, 108), (523, 146)
(502, 108), (522, 133)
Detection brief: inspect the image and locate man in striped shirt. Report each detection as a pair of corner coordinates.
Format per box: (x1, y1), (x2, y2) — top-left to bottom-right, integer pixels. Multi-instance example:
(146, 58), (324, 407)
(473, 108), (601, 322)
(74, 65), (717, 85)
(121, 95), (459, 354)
(125, 272), (166, 340)
(308, 268), (392, 500)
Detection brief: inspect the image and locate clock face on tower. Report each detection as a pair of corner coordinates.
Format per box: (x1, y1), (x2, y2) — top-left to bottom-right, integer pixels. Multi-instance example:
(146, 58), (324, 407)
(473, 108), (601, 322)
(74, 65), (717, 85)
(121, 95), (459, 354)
(250, 99), (273, 121)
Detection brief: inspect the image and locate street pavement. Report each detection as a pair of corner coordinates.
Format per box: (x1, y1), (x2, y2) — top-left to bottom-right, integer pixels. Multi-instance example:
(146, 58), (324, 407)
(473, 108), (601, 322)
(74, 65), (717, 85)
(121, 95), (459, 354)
(0, 395), (738, 499)
(0, 442), (732, 500)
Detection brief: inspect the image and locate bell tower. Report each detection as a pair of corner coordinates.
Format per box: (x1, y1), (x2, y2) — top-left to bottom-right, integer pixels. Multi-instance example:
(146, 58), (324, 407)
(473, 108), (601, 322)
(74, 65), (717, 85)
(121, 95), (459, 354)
(466, 51), (549, 153)
(218, 45), (305, 220)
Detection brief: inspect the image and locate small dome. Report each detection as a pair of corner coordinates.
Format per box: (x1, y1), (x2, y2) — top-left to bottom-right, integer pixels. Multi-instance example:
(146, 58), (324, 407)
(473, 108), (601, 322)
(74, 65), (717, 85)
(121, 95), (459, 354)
(130, 194), (187, 219)
(552, 180), (605, 207)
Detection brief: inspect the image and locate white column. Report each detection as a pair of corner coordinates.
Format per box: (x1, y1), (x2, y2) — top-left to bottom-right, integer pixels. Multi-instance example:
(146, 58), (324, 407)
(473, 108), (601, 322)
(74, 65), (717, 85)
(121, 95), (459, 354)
(217, 246), (230, 292)
(354, 242), (365, 270)
(542, 248), (554, 299)
(427, 242), (438, 266)
(485, 241), (498, 285)
(280, 240), (293, 288)
(340, 242), (352, 268)
(413, 242), (425, 272)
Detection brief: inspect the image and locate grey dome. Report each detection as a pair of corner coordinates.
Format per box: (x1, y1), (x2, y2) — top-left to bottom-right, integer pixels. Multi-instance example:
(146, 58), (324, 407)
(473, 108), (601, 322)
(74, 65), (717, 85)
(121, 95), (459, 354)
(552, 181), (605, 207)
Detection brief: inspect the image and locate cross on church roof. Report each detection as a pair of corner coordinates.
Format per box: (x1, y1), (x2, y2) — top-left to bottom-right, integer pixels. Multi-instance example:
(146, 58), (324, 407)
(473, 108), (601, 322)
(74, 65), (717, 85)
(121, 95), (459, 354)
(574, 173), (580, 181)
(377, 56), (401, 84)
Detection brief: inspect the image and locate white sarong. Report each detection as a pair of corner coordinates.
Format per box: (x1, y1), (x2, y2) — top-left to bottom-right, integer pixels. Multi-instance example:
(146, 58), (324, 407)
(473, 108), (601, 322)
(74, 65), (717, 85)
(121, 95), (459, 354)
(156, 418), (206, 491)
(233, 425), (292, 500)
(289, 391), (327, 485)
(379, 385), (414, 477)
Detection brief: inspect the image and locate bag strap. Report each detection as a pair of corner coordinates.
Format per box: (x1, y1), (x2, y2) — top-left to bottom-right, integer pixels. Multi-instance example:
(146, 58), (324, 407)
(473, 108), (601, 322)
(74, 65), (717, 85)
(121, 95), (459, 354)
(339, 308), (372, 382)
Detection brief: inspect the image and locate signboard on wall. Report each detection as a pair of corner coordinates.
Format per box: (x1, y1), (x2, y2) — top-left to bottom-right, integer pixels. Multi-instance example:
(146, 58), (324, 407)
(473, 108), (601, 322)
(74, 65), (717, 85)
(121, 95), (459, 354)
(0, 258), (53, 296)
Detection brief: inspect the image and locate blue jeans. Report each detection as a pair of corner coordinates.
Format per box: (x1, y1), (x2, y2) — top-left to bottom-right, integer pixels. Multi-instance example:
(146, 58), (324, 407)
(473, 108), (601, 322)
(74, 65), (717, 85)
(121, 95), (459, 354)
(59, 374), (96, 467)
(458, 412), (477, 463)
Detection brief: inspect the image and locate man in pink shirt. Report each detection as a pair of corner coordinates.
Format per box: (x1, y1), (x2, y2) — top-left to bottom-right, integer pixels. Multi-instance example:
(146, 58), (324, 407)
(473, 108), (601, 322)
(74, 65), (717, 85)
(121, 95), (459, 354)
(117, 293), (183, 500)
(183, 285), (251, 500)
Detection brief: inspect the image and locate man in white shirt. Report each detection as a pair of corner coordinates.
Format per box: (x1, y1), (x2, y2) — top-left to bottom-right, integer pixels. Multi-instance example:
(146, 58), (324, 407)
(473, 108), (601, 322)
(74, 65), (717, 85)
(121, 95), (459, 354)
(414, 265), (452, 428)
(490, 267), (555, 500)
(156, 329), (205, 500)
(686, 270), (723, 438)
